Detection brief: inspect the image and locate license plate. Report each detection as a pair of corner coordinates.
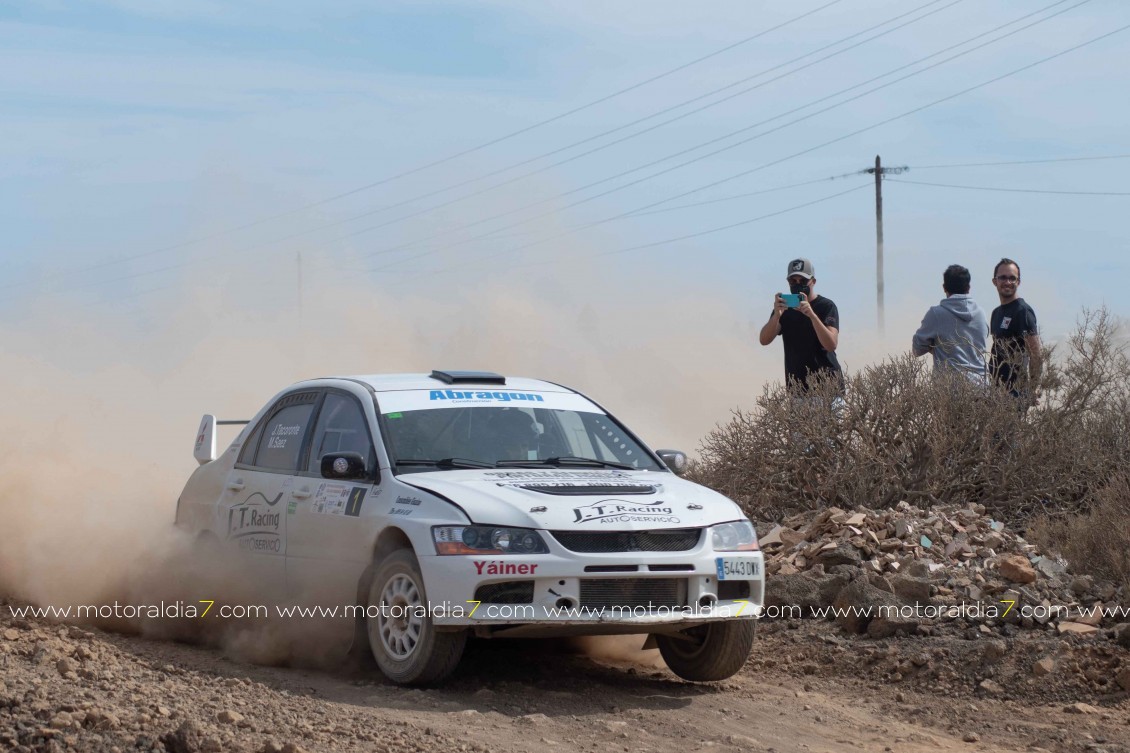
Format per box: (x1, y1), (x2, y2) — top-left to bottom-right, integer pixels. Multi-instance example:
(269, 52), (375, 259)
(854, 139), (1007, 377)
(716, 557), (759, 580)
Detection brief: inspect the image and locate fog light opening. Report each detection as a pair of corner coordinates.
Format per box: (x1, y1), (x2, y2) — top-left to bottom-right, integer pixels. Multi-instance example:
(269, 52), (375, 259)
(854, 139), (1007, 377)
(698, 594), (717, 609)
(555, 597), (576, 610)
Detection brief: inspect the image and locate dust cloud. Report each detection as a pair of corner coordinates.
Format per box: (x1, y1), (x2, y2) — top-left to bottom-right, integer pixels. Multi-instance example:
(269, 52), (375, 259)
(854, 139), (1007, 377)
(0, 239), (908, 666)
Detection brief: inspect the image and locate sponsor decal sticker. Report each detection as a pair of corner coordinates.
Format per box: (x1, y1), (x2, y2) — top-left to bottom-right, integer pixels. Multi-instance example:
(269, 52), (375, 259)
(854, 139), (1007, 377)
(572, 499), (680, 525)
(429, 390), (545, 403)
(312, 482), (351, 515)
(1001, 317), (1012, 328)
(227, 491), (284, 554)
(395, 495), (422, 506)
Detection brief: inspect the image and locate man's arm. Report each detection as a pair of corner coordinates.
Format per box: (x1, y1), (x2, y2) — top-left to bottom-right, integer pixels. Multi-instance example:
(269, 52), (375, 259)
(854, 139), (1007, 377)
(797, 296), (838, 351)
(911, 310), (936, 357)
(758, 295), (787, 346)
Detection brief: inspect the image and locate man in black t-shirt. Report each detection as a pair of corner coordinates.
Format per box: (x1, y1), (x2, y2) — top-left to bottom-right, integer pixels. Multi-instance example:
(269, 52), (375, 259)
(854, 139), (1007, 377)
(989, 257), (1042, 402)
(758, 258), (843, 392)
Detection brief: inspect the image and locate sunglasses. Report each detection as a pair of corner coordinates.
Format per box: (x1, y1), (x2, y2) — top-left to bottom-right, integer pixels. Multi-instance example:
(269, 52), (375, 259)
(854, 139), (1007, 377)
(994, 275), (1019, 283)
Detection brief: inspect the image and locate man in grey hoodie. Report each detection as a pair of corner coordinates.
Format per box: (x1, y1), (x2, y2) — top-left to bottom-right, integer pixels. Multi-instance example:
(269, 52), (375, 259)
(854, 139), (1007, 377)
(912, 264), (989, 383)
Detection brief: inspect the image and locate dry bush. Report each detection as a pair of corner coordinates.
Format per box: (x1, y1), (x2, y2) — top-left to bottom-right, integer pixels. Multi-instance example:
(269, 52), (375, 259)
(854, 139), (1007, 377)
(1028, 472), (1130, 590)
(690, 307), (1130, 523)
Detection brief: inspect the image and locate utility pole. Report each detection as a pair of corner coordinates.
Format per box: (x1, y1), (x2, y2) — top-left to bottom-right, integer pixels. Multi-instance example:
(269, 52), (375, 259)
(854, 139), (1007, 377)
(864, 156), (907, 334)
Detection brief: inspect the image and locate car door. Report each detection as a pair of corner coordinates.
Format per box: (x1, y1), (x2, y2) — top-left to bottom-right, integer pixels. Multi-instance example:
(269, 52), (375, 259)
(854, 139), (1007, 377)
(223, 390), (320, 589)
(285, 389), (380, 610)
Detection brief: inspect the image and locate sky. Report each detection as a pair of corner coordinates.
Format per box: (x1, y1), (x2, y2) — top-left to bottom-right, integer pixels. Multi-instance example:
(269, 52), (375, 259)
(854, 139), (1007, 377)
(2, 0), (1129, 456)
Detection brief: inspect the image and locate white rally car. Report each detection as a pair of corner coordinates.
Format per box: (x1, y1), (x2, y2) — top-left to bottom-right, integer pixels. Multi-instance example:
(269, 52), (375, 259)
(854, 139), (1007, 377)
(176, 370), (763, 685)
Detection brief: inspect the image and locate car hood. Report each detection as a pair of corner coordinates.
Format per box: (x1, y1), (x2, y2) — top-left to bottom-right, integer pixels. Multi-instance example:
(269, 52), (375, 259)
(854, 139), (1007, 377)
(398, 468), (746, 531)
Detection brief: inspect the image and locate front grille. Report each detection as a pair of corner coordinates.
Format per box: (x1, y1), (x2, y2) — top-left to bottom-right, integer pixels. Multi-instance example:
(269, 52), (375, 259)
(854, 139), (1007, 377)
(518, 484), (657, 496)
(474, 581), (534, 604)
(580, 578), (684, 611)
(551, 528), (701, 553)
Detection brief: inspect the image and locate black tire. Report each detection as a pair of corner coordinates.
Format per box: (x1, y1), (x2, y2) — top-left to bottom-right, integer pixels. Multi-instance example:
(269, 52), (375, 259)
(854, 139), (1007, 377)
(365, 548), (466, 686)
(655, 620), (756, 682)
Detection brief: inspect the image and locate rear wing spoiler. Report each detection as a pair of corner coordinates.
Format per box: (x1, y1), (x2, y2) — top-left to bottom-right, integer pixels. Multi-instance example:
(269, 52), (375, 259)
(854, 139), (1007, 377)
(193, 414), (250, 465)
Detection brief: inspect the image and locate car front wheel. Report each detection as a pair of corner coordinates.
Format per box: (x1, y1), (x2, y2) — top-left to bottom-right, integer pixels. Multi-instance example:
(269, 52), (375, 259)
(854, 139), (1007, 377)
(366, 548), (466, 685)
(655, 620), (756, 682)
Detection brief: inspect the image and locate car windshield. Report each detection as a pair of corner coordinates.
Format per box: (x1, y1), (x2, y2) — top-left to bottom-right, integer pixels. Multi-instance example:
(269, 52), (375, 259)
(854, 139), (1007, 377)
(381, 405), (663, 473)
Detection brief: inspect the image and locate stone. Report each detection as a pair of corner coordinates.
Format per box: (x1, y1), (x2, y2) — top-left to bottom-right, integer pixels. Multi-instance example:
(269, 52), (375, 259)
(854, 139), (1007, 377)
(760, 526), (784, 547)
(1116, 667), (1130, 691)
(516, 713), (549, 726)
(280, 744), (309, 753)
(963, 733), (980, 743)
(1069, 575), (1094, 596)
(217, 710), (244, 724)
(996, 554), (1036, 584)
(1114, 623), (1130, 648)
(981, 641), (1007, 663)
(56, 658), (76, 676)
(833, 578), (901, 634)
(867, 612), (919, 639)
(977, 679), (1004, 695)
(2, 629), (19, 641)
(1075, 603), (1104, 627)
(1065, 702), (1099, 714)
(1056, 622), (1098, 636)
(1032, 658), (1055, 676)
(162, 721), (210, 753)
(765, 574), (824, 617)
(889, 575), (931, 603)
(814, 543), (862, 568)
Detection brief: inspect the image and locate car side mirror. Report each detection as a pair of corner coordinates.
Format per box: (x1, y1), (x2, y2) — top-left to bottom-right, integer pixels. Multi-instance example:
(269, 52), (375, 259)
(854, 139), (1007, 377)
(656, 449), (688, 476)
(321, 452), (370, 481)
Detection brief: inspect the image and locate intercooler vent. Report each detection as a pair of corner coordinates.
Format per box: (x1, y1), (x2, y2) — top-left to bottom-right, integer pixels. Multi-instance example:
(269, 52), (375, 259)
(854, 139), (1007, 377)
(473, 581), (534, 604)
(551, 529), (701, 553)
(518, 484), (657, 496)
(584, 565), (639, 573)
(718, 580), (751, 601)
(579, 578), (684, 611)
(647, 564), (694, 572)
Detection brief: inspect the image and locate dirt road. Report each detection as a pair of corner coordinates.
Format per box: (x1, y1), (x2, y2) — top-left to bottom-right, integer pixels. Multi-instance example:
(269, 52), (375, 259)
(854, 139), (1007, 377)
(4, 602), (1128, 753)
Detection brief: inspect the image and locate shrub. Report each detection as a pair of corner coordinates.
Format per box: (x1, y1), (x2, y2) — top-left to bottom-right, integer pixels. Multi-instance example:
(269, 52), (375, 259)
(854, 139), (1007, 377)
(690, 307), (1129, 523)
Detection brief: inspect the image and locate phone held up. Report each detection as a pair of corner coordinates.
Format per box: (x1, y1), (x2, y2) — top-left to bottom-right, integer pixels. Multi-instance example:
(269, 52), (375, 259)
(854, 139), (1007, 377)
(780, 293), (805, 308)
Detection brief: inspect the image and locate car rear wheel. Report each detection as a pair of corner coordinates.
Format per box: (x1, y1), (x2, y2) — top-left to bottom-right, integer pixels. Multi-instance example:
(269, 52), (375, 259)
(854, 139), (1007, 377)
(366, 548), (466, 685)
(655, 620), (756, 682)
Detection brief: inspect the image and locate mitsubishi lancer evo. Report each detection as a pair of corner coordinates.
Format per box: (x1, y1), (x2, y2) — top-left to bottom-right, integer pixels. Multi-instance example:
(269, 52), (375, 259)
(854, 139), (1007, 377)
(175, 370), (763, 685)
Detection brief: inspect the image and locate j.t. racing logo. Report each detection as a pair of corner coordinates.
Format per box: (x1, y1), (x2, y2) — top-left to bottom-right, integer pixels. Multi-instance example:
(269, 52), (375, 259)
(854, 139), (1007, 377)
(790, 260), (805, 272)
(573, 499), (680, 524)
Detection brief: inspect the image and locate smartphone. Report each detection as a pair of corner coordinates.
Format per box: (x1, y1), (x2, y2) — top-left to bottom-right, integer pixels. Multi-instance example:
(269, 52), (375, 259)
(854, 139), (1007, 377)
(781, 293), (803, 308)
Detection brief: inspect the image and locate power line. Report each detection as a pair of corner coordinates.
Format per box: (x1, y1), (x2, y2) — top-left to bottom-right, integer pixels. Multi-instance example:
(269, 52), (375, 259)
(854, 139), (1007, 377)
(2, 0), (845, 295)
(22, 0), (970, 299)
(388, 182), (874, 279)
(888, 178), (1130, 196)
(908, 154), (1130, 169)
(290, 0), (962, 247)
(364, 0), (1094, 273)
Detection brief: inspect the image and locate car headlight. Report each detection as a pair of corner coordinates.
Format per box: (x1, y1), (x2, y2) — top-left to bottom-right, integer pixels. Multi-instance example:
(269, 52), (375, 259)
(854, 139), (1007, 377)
(710, 520), (759, 551)
(433, 525), (549, 555)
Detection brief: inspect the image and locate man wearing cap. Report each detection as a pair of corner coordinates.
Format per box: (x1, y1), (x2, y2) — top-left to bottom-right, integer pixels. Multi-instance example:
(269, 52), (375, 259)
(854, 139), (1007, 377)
(758, 258), (843, 392)
(989, 258), (1042, 405)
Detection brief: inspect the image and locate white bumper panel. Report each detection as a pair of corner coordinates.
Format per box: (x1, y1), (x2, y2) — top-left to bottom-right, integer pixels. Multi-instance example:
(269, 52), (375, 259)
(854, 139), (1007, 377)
(416, 550), (764, 627)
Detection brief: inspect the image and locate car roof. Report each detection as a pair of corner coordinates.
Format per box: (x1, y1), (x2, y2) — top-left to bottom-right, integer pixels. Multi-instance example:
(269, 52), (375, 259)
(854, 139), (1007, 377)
(303, 373), (575, 394)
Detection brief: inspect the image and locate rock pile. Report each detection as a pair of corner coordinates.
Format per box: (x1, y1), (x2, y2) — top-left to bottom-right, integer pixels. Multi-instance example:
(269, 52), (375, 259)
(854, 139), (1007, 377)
(759, 502), (1128, 639)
